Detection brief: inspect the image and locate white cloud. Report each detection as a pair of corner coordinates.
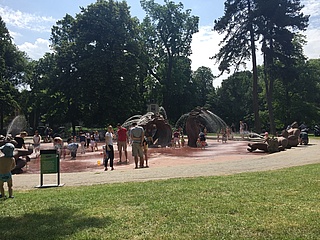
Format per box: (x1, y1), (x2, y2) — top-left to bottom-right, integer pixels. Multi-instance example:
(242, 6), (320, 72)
(18, 38), (52, 60)
(190, 26), (230, 87)
(302, 0), (320, 18)
(0, 6), (56, 32)
(304, 29), (320, 59)
(301, 0), (320, 59)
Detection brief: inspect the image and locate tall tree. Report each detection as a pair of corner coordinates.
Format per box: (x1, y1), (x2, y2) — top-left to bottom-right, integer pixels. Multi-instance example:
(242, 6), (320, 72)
(256, 0), (309, 134)
(50, 0), (145, 131)
(140, 0), (199, 121)
(192, 66), (215, 107)
(214, 0), (261, 132)
(0, 16), (29, 131)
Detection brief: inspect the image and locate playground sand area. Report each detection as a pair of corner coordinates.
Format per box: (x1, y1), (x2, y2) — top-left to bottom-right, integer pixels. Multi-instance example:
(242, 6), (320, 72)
(14, 138), (320, 190)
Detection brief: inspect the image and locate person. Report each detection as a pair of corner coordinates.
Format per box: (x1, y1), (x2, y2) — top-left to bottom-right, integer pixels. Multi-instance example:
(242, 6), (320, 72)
(33, 130), (41, 157)
(116, 123), (129, 164)
(14, 131), (27, 149)
(173, 129), (180, 148)
(79, 132), (86, 154)
(90, 134), (96, 152)
(130, 122), (145, 169)
(143, 136), (149, 168)
(67, 138), (78, 160)
(239, 121), (245, 139)
(221, 129), (227, 143)
(53, 136), (64, 156)
(94, 131), (99, 151)
(0, 143), (16, 199)
(180, 134), (185, 147)
(104, 125), (115, 171)
(85, 132), (91, 148)
(199, 130), (206, 149)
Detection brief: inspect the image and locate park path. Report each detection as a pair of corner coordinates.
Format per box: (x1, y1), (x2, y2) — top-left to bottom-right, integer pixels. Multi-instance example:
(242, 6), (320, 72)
(13, 139), (320, 190)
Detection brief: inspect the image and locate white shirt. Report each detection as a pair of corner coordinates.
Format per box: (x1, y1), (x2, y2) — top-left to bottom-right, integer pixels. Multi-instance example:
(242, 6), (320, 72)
(105, 132), (113, 145)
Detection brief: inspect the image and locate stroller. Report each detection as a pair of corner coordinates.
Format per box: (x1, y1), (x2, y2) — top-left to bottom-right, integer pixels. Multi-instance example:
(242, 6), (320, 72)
(299, 128), (309, 145)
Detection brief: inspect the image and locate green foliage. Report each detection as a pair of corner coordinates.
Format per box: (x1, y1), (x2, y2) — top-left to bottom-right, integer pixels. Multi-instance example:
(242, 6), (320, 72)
(207, 71), (253, 128)
(46, 0), (147, 129)
(0, 16), (30, 130)
(140, 0), (199, 121)
(214, 0), (309, 134)
(192, 66), (215, 107)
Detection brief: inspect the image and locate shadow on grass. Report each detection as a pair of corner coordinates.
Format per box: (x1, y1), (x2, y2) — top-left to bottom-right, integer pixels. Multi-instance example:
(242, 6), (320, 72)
(0, 206), (111, 240)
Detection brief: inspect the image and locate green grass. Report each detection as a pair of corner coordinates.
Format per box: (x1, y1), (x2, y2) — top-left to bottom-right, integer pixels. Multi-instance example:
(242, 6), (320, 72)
(1, 164), (320, 240)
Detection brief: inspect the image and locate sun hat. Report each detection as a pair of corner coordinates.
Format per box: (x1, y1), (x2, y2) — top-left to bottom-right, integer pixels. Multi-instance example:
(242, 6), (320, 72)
(0, 143), (15, 157)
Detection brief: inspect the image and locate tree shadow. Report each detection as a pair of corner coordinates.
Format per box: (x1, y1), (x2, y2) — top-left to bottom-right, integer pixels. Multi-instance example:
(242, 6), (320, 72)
(0, 206), (112, 240)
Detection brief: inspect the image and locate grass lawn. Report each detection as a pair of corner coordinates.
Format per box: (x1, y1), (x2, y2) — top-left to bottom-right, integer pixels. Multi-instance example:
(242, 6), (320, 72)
(1, 164), (319, 240)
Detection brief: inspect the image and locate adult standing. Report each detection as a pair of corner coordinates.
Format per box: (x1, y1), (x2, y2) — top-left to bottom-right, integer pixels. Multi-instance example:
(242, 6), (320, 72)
(104, 125), (114, 171)
(116, 123), (129, 164)
(130, 122), (145, 169)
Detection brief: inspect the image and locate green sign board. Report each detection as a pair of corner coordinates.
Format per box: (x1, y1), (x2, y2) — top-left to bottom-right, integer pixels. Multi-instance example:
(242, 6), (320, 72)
(41, 153), (58, 174)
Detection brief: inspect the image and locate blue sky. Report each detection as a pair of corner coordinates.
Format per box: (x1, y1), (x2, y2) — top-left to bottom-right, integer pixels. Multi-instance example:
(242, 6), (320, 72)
(0, 0), (319, 87)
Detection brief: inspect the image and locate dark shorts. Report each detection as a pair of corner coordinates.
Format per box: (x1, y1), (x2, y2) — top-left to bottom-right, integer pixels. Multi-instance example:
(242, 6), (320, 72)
(0, 172), (12, 182)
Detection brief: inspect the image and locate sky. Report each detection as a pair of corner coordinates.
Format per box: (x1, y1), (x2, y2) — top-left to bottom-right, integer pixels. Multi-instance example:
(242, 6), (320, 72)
(0, 0), (319, 87)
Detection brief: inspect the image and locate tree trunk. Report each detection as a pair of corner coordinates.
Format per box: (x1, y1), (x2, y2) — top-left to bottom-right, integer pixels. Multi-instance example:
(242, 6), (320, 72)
(262, 39), (276, 135)
(162, 53), (173, 116)
(248, 0), (261, 133)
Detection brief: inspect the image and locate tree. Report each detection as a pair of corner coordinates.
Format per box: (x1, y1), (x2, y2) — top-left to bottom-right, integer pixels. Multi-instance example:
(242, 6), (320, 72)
(214, 0), (261, 132)
(49, 0), (145, 132)
(207, 71), (253, 128)
(140, 0), (199, 121)
(256, 0), (309, 134)
(192, 66), (215, 107)
(0, 16), (29, 131)
(215, 0), (309, 134)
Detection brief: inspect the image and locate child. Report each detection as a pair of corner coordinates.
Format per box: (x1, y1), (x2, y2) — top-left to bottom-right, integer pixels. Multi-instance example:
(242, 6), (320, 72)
(180, 135), (185, 147)
(90, 135), (95, 152)
(53, 137), (63, 156)
(173, 129), (180, 148)
(33, 130), (41, 157)
(67, 138), (78, 160)
(143, 136), (149, 168)
(222, 129), (227, 143)
(0, 143), (16, 199)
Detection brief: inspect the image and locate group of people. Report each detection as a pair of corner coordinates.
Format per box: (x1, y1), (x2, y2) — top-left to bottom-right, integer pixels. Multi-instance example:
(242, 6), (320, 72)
(171, 127), (185, 148)
(79, 131), (100, 153)
(60, 123), (149, 170)
(103, 123), (149, 171)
